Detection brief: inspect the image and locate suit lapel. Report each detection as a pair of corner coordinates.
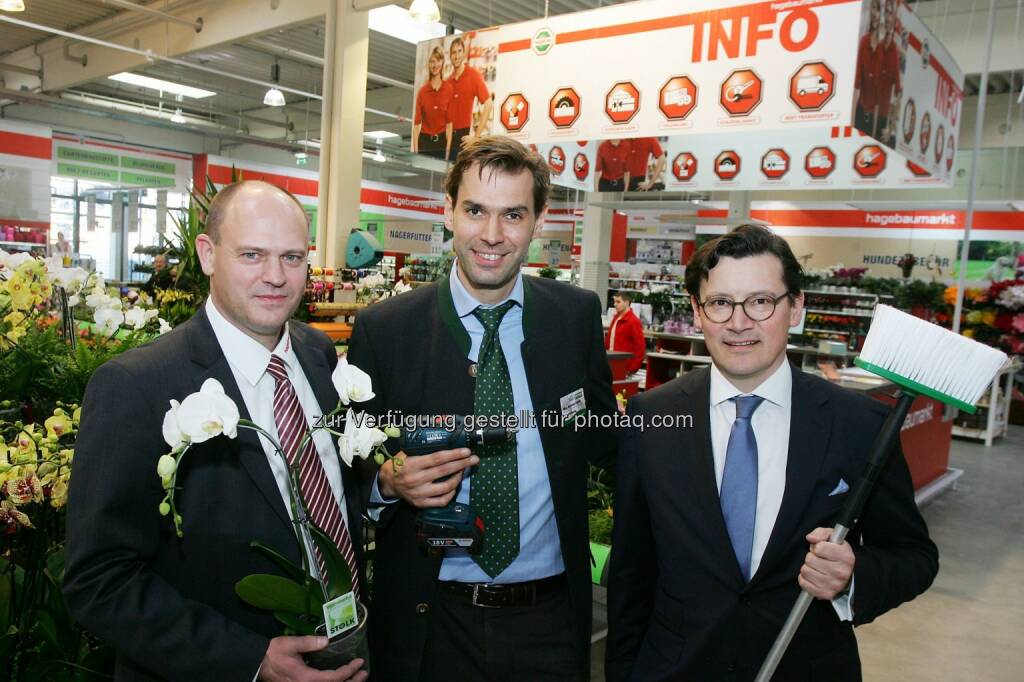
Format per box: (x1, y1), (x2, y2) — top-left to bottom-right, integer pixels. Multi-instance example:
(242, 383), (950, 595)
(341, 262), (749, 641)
(683, 370), (748, 588)
(186, 308), (293, 533)
(752, 365), (832, 583)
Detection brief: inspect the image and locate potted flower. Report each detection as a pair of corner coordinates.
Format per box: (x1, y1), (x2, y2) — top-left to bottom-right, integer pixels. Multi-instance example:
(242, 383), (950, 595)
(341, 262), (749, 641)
(157, 359), (393, 670)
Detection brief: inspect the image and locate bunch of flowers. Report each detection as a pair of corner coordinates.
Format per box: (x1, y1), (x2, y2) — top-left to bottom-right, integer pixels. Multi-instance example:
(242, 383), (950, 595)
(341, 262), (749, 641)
(943, 280), (1024, 354)
(156, 358), (394, 640)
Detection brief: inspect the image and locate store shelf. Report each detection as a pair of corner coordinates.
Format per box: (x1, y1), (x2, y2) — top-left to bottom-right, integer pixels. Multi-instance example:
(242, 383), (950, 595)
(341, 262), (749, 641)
(803, 327), (853, 335)
(0, 240), (47, 249)
(804, 289), (887, 298)
(805, 307), (874, 318)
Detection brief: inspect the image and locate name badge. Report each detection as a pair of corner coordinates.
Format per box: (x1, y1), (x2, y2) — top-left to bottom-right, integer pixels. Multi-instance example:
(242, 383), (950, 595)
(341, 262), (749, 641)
(560, 388), (587, 421)
(323, 591), (359, 639)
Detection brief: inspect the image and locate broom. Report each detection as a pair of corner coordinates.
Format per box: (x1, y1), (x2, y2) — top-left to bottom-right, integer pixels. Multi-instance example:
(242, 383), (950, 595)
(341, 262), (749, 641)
(754, 304), (1008, 682)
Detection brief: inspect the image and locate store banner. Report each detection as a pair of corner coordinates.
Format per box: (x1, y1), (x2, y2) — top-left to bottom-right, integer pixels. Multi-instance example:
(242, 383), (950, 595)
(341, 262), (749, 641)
(0, 120), (53, 229)
(52, 134), (192, 190)
(412, 0), (864, 145)
(662, 124), (952, 191)
(693, 203), (1024, 240)
(851, 0), (963, 180)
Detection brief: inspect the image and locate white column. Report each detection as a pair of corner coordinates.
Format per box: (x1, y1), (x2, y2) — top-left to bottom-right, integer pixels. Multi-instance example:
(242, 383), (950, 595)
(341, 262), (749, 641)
(579, 193), (614, 305)
(727, 191), (751, 228)
(317, 2), (370, 268)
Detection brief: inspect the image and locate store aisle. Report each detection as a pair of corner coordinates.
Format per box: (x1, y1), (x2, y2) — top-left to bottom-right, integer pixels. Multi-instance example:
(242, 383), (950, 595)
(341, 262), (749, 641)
(858, 425), (1024, 682)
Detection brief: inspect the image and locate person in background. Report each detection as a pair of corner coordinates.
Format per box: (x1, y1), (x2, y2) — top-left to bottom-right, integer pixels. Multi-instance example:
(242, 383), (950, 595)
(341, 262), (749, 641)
(446, 36), (492, 159)
(348, 136), (617, 681)
(605, 291), (645, 375)
(412, 44), (453, 160)
(596, 138), (631, 192)
(142, 252), (174, 295)
(607, 224), (937, 681)
(853, 0), (883, 136)
(876, 0), (903, 147)
(625, 137), (667, 191)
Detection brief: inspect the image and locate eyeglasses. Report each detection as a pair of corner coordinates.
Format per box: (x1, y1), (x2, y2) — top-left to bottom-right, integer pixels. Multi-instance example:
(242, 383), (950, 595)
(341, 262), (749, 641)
(696, 292), (792, 323)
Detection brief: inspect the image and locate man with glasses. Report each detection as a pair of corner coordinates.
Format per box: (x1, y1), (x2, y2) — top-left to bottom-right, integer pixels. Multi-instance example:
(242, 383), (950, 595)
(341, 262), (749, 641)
(606, 224), (937, 681)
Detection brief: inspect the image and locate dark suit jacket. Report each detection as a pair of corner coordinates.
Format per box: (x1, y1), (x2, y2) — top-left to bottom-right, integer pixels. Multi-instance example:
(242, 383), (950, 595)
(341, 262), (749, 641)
(346, 274), (617, 681)
(606, 364), (938, 682)
(64, 306), (367, 682)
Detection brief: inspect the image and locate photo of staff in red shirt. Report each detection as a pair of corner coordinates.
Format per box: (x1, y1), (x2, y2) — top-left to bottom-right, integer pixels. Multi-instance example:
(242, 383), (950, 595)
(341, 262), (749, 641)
(853, 0), (883, 138)
(876, 0), (904, 148)
(626, 137), (667, 191)
(596, 138), (632, 192)
(446, 36), (492, 160)
(412, 45), (454, 160)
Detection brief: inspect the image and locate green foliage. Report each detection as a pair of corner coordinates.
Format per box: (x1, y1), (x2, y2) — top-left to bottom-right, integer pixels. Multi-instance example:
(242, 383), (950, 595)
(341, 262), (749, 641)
(536, 267), (560, 279)
(588, 509), (614, 546)
(587, 464), (615, 545)
(896, 280), (946, 311)
(235, 574), (320, 614)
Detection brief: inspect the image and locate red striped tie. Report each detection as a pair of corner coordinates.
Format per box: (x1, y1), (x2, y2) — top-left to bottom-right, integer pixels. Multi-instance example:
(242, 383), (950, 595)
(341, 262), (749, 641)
(267, 354), (360, 598)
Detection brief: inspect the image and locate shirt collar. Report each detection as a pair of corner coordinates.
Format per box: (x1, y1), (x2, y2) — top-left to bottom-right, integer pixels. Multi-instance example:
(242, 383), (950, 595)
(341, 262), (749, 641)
(205, 297), (296, 387)
(448, 259), (524, 319)
(709, 357), (792, 410)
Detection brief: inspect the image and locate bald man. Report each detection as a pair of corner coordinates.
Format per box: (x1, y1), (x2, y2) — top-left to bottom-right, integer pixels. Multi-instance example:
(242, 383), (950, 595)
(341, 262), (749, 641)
(65, 181), (368, 682)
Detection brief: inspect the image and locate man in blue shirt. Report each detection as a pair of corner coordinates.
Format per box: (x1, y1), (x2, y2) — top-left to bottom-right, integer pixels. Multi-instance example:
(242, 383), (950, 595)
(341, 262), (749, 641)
(347, 136), (617, 681)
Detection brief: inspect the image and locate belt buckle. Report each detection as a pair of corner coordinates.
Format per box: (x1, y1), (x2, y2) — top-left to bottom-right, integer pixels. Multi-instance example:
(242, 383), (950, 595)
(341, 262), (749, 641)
(471, 584), (501, 609)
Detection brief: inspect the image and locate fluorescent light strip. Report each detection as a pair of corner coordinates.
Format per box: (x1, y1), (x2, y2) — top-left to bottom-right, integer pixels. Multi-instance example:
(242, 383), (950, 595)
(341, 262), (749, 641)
(364, 130), (400, 139)
(109, 72), (216, 99)
(368, 4), (455, 44)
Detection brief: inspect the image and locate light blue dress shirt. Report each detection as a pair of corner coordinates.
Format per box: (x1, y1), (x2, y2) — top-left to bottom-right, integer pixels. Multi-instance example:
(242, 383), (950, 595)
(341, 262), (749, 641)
(439, 266), (565, 583)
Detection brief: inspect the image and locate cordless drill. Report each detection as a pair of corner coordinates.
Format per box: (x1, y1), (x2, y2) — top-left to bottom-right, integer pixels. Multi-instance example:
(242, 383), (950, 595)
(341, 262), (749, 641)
(400, 416), (516, 555)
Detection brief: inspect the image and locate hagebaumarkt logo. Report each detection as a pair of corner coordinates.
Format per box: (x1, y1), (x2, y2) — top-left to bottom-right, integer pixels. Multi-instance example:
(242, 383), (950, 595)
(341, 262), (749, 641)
(533, 28), (555, 55)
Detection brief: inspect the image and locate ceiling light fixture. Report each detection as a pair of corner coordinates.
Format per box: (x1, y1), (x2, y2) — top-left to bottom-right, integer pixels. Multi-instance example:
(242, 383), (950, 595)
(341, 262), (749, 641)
(406, 0), (442, 26)
(363, 130), (400, 140)
(108, 72), (215, 99)
(170, 108), (186, 124)
(0, 0), (26, 12)
(263, 62), (286, 107)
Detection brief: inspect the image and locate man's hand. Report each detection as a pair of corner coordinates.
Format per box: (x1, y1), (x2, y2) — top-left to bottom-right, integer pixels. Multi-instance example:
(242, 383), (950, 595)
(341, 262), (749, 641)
(378, 448), (479, 508)
(798, 527), (855, 600)
(638, 180), (653, 191)
(259, 636), (368, 682)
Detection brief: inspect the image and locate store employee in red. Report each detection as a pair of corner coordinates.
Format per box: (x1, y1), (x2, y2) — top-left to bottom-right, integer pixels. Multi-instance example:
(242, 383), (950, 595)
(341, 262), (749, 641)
(626, 137), (667, 191)
(596, 138), (632, 192)
(446, 36), (492, 160)
(605, 292), (645, 375)
(413, 45), (454, 159)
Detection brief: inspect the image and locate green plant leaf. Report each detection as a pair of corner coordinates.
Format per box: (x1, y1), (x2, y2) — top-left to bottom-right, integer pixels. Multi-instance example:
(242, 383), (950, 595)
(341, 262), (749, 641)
(249, 541), (306, 584)
(32, 609), (61, 651)
(235, 574), (318, 615)
(308, 523), (353, 599)
(274, 610), (318, 636)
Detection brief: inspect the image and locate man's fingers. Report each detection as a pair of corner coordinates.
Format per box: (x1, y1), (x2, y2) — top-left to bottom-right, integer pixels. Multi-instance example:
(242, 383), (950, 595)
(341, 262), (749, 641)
(805, 527), (834, 544)
(287, 635), (328, 654)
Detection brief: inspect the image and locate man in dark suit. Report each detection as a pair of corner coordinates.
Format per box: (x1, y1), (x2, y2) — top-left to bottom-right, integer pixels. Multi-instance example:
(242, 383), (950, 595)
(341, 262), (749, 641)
(606, 224), (938, 681)
(347, 136), (617, 681)
(64, 181), (368, 682)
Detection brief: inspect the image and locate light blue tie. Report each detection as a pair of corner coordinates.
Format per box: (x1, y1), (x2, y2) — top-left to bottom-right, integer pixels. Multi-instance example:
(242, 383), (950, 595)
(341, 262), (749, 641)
(720, 395), (764, 581)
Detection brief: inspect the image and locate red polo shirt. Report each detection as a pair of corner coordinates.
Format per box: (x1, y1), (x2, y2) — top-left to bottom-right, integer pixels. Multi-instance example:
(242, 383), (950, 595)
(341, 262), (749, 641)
(876, 39), (901, 120)
(855, 34), (882, 112)
(596, 140), (632, 181)
(415, 80), (453, 135)
(626, 137), (664, 178)
(447, 65), (489, 130)
(605, 308), (645, 374)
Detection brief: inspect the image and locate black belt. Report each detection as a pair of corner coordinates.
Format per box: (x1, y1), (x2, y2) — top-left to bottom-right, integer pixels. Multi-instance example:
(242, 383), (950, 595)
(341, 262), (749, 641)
(439, 573), (566, 608)
(421, 133), (442, 142)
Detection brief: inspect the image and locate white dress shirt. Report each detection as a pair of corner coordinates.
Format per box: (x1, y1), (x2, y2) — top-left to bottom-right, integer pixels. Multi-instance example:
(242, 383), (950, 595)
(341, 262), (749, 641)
(709, 360), (853, 620)
(205, 298), (350, 577)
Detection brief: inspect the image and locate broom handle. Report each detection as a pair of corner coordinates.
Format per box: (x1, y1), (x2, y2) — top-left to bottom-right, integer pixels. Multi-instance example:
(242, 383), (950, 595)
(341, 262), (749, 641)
(754, 390), (916, 682)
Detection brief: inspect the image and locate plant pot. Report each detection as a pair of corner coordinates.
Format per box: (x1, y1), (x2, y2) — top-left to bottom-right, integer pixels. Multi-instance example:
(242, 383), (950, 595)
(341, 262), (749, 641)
(304, 602), (370, 673)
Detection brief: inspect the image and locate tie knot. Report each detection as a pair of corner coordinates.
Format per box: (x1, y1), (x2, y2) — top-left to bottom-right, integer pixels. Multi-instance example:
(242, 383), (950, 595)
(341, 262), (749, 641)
(266, 354), (288, 382)
(473, 300), (516, 333)
(731, 394), (764, 421)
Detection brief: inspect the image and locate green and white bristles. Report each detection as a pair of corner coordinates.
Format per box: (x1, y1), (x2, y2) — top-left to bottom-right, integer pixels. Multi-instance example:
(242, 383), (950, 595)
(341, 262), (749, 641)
(855, 304), (1008, 414)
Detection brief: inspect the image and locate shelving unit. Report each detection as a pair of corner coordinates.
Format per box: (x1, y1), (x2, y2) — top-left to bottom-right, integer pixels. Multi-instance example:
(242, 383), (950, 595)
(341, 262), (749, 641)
(952, 358), (1021, 446)
(799, 289), (895, 351)
(0, 239), (47, 251)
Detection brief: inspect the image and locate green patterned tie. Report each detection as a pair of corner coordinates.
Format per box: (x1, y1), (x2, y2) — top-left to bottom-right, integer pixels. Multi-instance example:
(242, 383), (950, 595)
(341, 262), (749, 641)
(470, 300), (520, 578)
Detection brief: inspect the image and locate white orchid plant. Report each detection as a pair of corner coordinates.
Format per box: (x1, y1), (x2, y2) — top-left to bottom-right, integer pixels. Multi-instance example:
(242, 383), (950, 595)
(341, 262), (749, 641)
(155, 358), (394, 634)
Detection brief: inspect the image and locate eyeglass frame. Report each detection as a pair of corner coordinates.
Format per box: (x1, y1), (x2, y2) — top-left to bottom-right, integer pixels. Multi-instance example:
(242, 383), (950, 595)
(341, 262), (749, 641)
(694, 291), (795, 323)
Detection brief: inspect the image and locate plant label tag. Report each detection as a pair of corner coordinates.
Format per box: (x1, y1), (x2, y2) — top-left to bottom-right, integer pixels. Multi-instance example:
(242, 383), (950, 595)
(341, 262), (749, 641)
(560, 388), (586, 421)
(323, 591), (358, 639)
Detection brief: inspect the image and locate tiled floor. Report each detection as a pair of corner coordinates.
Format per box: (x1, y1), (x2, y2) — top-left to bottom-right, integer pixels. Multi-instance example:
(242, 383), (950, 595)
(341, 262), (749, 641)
(591, 425), (1024, 681)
